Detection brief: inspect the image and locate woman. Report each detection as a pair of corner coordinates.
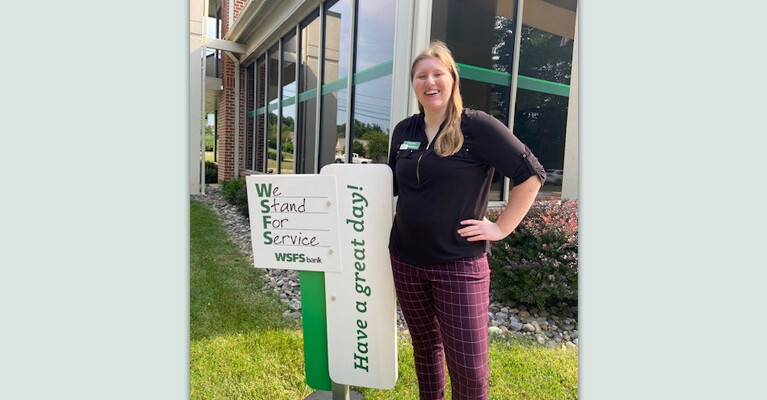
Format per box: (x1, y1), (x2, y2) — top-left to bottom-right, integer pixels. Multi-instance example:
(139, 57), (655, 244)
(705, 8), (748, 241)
(387, 41), (546, 400)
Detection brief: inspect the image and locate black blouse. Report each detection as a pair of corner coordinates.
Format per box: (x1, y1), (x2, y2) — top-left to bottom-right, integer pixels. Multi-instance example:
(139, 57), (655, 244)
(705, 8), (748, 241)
(387, 108), (547, 265)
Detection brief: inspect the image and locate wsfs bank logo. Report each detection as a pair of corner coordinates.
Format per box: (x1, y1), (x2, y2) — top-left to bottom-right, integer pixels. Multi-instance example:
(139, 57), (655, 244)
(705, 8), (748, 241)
(274, 253), (323, 263)
(274, 253), (306, 263)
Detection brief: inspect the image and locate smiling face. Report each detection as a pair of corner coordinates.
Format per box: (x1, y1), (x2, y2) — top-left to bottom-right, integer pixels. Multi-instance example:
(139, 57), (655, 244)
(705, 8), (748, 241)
(412, 57), (454, 115)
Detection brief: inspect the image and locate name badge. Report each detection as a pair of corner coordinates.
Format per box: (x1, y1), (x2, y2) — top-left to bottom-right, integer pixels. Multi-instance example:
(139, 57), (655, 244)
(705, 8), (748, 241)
(400, 140), (421, 150)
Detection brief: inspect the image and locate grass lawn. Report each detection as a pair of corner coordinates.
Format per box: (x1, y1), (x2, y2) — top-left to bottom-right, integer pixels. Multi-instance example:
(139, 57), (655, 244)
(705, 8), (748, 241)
(205, 151), (214, 162)
(190, 199), (578, 399)
(267, 148), (295, 172)
(356, 334), (578, 400)
(267, 158), (294, 173)
(191, 199), (312, 399)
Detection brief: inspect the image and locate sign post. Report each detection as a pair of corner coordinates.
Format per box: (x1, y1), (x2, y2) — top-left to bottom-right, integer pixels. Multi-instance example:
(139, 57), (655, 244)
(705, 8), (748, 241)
(246, 165), (397, 398)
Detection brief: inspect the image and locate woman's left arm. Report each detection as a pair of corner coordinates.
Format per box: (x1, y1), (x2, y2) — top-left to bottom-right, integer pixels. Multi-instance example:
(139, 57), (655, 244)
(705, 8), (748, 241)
(458, 175), (541, 242)
(458, 110), (546, 241)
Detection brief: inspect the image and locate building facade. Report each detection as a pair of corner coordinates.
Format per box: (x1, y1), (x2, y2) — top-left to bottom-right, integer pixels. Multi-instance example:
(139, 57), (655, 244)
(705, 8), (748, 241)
(190, 0), (578, 202)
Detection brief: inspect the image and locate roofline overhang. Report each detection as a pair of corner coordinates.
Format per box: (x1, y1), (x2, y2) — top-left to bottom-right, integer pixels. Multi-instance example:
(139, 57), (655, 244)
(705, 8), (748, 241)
(205, 38), (246, 53)
(224, 0), (271, 43)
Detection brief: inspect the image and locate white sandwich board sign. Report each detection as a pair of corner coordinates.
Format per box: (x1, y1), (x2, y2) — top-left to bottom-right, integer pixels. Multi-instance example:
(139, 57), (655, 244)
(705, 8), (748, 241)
(320, 164), (398, 389)
(246, 175), (341, 272)
(245, 164), (397, 391)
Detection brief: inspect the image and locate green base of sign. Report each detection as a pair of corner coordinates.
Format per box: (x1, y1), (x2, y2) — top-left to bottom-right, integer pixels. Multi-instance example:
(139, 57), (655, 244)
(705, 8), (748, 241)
(299, 271), (332, 391)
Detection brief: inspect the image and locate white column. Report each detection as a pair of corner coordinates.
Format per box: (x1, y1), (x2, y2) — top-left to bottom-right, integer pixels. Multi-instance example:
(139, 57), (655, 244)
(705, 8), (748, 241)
(190, 0), (204, 194)
(562, 16), (578, 200)
(502, 0), (525, 204)
(407, 0), (432, 115)
(389, 0), (416, 135)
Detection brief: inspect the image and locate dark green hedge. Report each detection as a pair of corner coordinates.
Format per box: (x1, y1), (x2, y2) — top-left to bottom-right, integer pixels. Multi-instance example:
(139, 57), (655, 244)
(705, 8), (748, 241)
(487, 199), (578, 308)
(204, 161), (218, 184)
(220, 177), (249, 217)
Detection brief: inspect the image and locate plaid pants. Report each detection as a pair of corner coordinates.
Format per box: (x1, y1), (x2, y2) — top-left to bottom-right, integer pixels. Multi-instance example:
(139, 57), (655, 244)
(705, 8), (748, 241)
(390, 252), (490, 400)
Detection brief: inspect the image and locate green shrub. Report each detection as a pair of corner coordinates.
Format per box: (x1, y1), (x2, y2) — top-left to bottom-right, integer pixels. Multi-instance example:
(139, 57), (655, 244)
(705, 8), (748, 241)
(220, 177), (249, 217)
(220, 177), (245, 203)
(233, 185), (249, 217)
(204, 161), (218, 183)
(205, 135), (214, 151)
(487, 199), (578, 308)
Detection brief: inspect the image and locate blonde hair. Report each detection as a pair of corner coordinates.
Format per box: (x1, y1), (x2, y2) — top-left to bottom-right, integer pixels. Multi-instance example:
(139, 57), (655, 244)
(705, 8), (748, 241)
(411, 41), (464, 157)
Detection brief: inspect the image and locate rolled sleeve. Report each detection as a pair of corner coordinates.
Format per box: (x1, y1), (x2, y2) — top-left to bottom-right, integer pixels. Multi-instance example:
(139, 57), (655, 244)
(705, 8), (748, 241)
(470, 111), (546, 186)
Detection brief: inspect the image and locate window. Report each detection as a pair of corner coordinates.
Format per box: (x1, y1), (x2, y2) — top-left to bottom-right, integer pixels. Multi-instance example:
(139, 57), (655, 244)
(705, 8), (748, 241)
(431, 0), (516, 200)
(298, 10), (320, 173)
(280, 31), (298, 174)
(431, 0), (576, 199)
(514, 0), (576, 196)
(245, 1), (396, 174)
(246, 64), (256, 170)
(256, 56), (266, 172)
(351, 0), (396, 164)
(267, 44), (280, 173)
(320, 0), (353, 167)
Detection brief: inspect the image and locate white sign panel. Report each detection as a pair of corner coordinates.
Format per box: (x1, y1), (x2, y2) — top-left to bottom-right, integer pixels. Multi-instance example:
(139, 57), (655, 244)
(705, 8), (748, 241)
(321, 164), (398, 389)
(246, 175), (341, 272)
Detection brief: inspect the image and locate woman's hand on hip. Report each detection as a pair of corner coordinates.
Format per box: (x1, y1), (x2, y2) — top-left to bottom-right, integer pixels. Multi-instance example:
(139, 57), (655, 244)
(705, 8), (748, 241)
(458, 218), (510, 242)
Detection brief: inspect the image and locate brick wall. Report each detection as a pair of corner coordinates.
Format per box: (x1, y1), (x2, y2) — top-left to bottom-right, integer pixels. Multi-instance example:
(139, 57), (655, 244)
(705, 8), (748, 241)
(217, 0), (249, 181)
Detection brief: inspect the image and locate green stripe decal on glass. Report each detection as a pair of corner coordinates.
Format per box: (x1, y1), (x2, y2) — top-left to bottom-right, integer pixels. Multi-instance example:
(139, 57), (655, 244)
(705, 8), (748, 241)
(352, 60), (393, 85)
(298, 87), (318, 103)
(517, 75), (571, 97)
(321, 77), (348, 95)
(282, 96), (296, 107)
(246, 61), (570, 119)
(248, 97), (293, 118)
(299, 271), (332, 391)
(290, 60), (394, 103)
(456, 63), (511, 87)
(454, 62), (570, 97)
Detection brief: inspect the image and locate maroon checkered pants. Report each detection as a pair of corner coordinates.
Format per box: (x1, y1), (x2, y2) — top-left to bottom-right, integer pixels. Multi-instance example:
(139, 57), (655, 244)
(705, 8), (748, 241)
(390, 252), (490, 400)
